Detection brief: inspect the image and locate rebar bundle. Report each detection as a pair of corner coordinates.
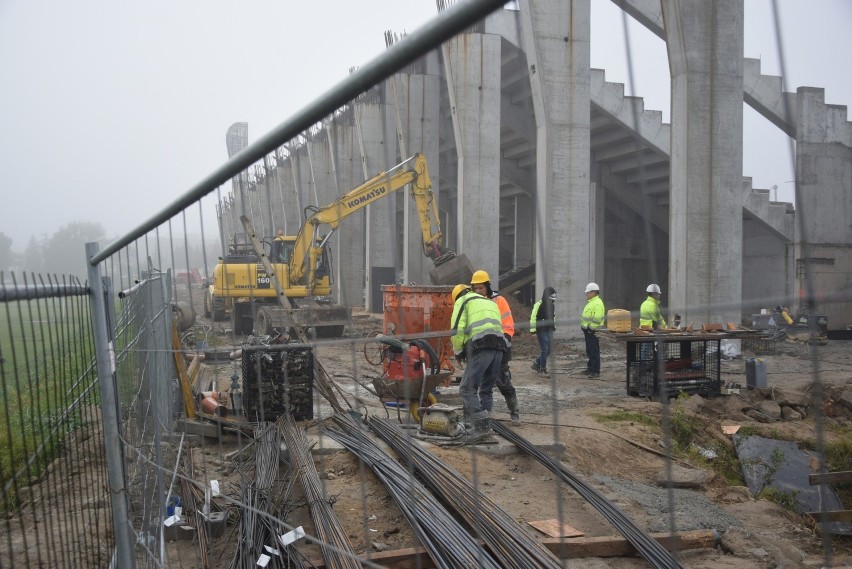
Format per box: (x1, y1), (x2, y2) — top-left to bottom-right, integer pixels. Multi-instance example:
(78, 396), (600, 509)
(324, 414), (503, 569)
(492, 421), (684, 569)
(277, 414), (362, 569)
(368, 416), (564, 569)
(229, 424), (306, 569)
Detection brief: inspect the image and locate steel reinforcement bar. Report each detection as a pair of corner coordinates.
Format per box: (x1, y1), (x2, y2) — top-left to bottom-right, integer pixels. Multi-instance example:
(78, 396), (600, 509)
(325, 414), (503, 569)
(491, 421), (684, 569)
(368, 416), (564, 569)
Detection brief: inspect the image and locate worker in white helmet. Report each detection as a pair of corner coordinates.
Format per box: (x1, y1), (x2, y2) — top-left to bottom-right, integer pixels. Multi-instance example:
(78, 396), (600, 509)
(580, 283), (605, 378)
(639, 284), (667, 364)
(640, 284), (667, 330)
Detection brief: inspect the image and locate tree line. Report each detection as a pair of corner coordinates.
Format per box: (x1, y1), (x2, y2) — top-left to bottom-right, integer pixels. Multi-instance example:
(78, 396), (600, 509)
(0, 222), (219, 282)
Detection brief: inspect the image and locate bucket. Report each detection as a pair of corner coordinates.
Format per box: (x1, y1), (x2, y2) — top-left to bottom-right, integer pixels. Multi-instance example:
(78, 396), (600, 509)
(166, 496), (181, 517)
(745, 358), (767, 389)
(200, 396), (229, 416)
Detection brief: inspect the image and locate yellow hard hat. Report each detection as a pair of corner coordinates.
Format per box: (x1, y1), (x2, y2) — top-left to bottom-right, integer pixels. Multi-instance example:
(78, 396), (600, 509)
(470, 270), (490, 285)
(452, 284), (470, 301)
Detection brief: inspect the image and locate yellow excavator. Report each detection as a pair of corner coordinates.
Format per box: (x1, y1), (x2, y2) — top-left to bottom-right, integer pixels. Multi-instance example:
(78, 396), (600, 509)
(206, 153), (472, 336)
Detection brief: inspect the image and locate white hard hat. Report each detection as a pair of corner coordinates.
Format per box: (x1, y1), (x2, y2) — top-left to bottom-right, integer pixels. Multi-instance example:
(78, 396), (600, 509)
(646, 283), (661, 294)
(584, 282), (599, 293)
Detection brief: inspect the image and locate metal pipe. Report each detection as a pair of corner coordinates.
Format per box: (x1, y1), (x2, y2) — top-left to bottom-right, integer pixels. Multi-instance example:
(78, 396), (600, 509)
(86, 242), (135, 569)
(0, 278), (88, 301)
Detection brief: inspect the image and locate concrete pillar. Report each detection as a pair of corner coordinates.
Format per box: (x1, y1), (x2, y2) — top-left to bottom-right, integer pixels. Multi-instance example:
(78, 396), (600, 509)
(522, 0), (592, 332)
(742, 218), (789, 315)
(355, 95), (398, 312)
(663, 0), (744, 326)
(329, 123), (366, 308)
(515, 195), (535, 271)
(443, 31), (502, 281)
(795, 87), (852, 329)
(276, 156), (301, 235)
(390, 70), (441, 284)
(268, 155), (289, 235)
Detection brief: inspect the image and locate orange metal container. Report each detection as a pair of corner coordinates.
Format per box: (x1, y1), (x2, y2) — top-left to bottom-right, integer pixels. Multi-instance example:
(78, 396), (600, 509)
(381, 285), (455, 374)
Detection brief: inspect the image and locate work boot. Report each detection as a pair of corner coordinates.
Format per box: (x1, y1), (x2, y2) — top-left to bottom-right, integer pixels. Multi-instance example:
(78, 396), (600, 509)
(471, 410), (492, 436)
(505, 395), (521, 426)
(530, 361), (540, 372)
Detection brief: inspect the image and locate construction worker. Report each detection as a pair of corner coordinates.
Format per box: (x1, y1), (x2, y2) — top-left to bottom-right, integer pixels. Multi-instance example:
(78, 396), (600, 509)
(639, 283), (667, 365)
(639, 284), (667, 330)
(639, 283), (666, 362)
(581, 283), (605, 378)
(470, 270), (520, 425)
(450, 283), (507, 436)
(530, 287), (557, 375)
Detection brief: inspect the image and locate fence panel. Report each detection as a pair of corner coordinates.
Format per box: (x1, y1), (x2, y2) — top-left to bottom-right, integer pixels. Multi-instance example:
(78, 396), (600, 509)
(0, 274), (114, 567)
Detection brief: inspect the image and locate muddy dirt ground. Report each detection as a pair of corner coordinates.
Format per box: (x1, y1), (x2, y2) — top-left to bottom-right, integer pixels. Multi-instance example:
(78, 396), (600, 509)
(171, 299), (852, 569)
(7, 286), (851, 568)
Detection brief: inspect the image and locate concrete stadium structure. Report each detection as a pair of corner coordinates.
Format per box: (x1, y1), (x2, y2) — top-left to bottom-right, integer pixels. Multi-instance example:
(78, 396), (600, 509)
(219, 0), (851, 333)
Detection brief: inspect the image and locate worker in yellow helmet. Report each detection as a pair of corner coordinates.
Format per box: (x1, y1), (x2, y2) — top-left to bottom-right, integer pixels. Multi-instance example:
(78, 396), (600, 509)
(450, 283), (507, 436)
(470, 269), (519, 425)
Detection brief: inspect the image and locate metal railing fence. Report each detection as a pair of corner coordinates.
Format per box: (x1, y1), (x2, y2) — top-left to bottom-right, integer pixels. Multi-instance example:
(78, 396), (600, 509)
(0, 273), (114, 567)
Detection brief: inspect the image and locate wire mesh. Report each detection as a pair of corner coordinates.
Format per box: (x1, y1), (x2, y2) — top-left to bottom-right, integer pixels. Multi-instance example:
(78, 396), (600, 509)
(2, 1), (851, 567)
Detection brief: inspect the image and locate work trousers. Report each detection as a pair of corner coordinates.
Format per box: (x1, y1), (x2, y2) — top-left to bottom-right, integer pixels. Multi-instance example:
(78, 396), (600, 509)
(460, 347), (503, 417)
(534, 329), (552, 371)
(583, 327), (600, 373)
(492, 344), (515, 408)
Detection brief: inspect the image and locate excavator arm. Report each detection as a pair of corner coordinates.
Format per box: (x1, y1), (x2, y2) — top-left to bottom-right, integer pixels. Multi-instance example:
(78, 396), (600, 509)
(290, 153), (451, 284)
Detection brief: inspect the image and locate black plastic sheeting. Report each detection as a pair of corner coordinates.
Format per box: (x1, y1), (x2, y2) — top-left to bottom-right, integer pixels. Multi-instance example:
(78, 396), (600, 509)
(734, 434), (851, 535)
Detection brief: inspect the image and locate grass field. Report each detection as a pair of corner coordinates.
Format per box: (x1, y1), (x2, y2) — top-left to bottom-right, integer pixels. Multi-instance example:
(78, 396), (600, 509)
(0, 297), (98, 510)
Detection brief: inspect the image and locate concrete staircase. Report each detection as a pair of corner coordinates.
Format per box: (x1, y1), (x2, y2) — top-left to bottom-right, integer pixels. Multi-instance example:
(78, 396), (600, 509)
(591, 67), (795, 241)
(590, 68), (669, 157)
(744, 57), (852, 147)
(741, 178), (795, 241)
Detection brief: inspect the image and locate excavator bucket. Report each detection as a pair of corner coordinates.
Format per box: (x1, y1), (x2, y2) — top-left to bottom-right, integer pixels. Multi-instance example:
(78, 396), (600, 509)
(429, 252), (474, 286)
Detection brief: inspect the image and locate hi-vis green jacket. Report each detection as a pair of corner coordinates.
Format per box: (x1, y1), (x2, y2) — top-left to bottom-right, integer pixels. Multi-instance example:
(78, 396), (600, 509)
(581, 295), (605, 330)
(639, 295), (667, 329)
(451, 292), (505, 355)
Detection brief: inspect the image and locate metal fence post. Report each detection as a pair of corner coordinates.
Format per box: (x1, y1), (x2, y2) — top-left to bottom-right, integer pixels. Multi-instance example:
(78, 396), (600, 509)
(87, 242), (135, 568)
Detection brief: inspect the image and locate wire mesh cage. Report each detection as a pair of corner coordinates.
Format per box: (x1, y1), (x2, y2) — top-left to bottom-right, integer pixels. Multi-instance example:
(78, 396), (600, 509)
(626, 338), (721, 399)
(241, 346), (315, 422)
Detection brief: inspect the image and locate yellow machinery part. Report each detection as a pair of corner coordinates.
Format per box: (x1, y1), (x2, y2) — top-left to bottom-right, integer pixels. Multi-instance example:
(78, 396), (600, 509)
(409, 392), (438, 422)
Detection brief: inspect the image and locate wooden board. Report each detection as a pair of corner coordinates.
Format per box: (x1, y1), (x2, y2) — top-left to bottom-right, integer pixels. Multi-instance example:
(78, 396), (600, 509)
(307, 529), (719, 568)
(809, 470), (852, 485)
(528, 519), (585, 538)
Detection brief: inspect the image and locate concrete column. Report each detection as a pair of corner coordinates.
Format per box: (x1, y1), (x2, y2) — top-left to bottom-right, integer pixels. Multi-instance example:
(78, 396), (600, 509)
(443, 31), (502, 281)
(268, 155), (289, 235)
(330, 123), (366, 308)
(663, 0), (744, 326)
(742, 218), (789, 315)
(391, 71), (441, 284)
(514, 194), (535, 271)
(276, 157), (301, 235)
(355, 96), (398, 311)
(795, 87), (852, 329)
(522, 0), (591, 333)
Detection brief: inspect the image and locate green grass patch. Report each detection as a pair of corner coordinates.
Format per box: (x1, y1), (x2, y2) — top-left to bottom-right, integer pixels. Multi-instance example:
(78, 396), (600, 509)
(758, 487), (800, 512)
(592, 403), (746, 486)
(0, 298), (98, 513)
(591, 409), (658, 429)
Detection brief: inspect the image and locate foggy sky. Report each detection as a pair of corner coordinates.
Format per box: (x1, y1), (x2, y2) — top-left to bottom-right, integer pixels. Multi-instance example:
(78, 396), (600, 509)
(1, 0), (849, 252)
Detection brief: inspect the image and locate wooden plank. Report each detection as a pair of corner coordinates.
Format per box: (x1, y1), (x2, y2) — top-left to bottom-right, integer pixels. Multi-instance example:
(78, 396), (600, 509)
(808, 471), (852, 485)
(528, 518), (584, 538)
(307, 529), (718, 567)
(543, 529), (718, 559)
(171, 321), (196, 419)
(806, 510), (852, 523)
